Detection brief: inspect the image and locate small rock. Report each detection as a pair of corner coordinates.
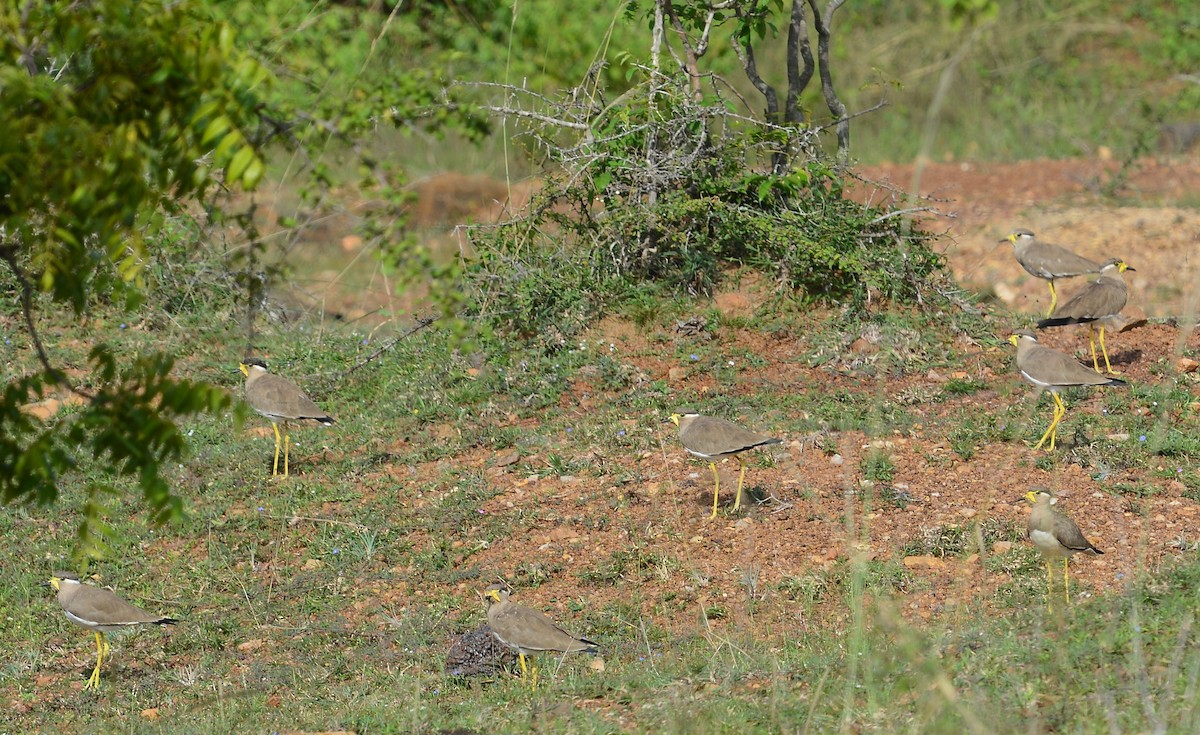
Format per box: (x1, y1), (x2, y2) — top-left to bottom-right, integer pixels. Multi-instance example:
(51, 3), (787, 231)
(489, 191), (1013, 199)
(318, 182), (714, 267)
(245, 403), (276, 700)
(830, 454), (844, 466)
(1178, 357), (1199, 374)
(237, 639), (265, 652)
(926, 369), (947, 383)
(958, 508), (977, 518)
(588, 657), (606, 672)
(903, 555), (947, 570)
(993, 282), (1019, 305)
(1107, 433), (1131, 442)
(140, 709), (160, 721)
(733, 517), (754, 531)
(668, 366), (691, 382)
(850, 337), (879, 354)
(494, 450), (520, 467)
(993, 541), (1015, 554)
(302, 558), (322, 571)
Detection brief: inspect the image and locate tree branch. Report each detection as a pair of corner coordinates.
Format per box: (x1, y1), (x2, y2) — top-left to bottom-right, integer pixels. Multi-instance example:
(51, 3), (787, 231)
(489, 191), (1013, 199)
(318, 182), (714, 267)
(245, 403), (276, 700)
(785, 0), (816, 125)
(0, 244), (88, 397)
(731, 12), (779, 123)
(662, 1), (711, 99)
(807, 0), (849, 158)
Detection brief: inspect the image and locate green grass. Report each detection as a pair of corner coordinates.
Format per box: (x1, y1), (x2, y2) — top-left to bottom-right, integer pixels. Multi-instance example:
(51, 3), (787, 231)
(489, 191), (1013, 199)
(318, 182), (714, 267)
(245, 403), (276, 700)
(5, 262), (1200, 733)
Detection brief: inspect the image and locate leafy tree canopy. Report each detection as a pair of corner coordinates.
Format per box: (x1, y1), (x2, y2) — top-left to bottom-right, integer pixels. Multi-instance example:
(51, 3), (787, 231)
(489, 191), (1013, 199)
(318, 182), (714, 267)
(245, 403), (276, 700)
(0, 0), (274, 559)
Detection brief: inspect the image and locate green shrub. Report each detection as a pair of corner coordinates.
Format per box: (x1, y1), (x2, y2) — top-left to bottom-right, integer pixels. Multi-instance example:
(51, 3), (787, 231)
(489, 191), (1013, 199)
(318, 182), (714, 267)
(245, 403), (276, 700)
(464, 73), (949, 348)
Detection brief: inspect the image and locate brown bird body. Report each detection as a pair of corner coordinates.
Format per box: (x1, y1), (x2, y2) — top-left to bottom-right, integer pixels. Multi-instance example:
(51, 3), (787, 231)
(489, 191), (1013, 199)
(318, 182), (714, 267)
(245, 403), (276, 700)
(1023, 488), (1103, 610)
(483, 584), (597, 688)
(50, 573), (178, 690)
(240, 358), (335, 477)
(1037, 259), (1134, 374)
(1005, 228), (1102, 315)
(1009, 330), (1126, 451)
(669, 412), (781, 518)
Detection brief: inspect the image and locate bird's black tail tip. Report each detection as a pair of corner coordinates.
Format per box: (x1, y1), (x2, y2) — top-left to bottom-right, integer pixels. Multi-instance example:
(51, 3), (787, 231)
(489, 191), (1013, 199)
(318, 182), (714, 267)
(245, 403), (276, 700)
(157, 617), (181, 626)
(1036, 317), (1077, 328)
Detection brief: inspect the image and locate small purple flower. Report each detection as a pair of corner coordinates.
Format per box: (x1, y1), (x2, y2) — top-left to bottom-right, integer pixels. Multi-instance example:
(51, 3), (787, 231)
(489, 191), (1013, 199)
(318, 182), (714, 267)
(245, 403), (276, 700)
(618, 429), (626, 437)
(689, 354), (699, 361)
(1139, 435), (1147, 442)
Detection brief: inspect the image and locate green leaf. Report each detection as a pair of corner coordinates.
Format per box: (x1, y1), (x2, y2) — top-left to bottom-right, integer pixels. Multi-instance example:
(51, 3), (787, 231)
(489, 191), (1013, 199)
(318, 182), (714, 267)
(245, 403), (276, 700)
(226, 145), (256, 189)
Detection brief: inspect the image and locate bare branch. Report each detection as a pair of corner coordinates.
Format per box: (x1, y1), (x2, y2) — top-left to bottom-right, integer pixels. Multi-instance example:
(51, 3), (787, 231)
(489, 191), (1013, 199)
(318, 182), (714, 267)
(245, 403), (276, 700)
(730, 16), (779, 122)
(662, 0), (716, 99)
(806, 0), (850, 158)
(473, 104), (591, 130)
(785, 0), (816, 124)
(0, 243), (90, 398)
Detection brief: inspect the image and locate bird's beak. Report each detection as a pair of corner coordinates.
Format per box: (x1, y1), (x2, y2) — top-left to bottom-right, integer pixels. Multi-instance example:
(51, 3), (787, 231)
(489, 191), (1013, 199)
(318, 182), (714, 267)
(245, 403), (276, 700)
(239, 363), (249, 377)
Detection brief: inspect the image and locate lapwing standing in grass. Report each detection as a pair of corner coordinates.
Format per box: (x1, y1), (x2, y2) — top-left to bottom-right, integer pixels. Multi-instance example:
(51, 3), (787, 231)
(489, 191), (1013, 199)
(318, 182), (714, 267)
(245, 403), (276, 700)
(1037, 258), (1135, 374)
(49, 572), (178, 691)
(1009, 330), (1126, 451)
(240, 358), (335, 477)
(1022, 488), (1104, 611)
(669, 412), (781, 518)
(482, 583), (597, 689)
(1004, 228), (1102, 316)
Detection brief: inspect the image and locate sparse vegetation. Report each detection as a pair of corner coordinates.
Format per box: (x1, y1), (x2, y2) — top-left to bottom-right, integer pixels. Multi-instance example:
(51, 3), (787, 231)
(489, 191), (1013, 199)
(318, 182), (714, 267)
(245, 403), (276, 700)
(5, 1), (1200, 734)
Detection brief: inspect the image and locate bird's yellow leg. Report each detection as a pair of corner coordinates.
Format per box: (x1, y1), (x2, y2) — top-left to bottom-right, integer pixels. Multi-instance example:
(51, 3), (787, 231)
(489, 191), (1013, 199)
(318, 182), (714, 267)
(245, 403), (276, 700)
(1046, 281), (1058, 317)
(282, 425), (290, 478)
(530, 662), (539, 690)
(1033, 419), (1057, 451)
(1088, 324), (1101, 373)
(1063, 559), (1071, 604)
(733, 457), (747, 512)
(709, 461), (720, 519)
(84, 631), (105, 690)
(518, 653), (528, 682)
(1033, 394), (1064, 451)
(1050, 393), (1068, 451)
(1099, 325), (1116, 374)
(1045, 560), (1055, 614)
(271, 422), (283, 476)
